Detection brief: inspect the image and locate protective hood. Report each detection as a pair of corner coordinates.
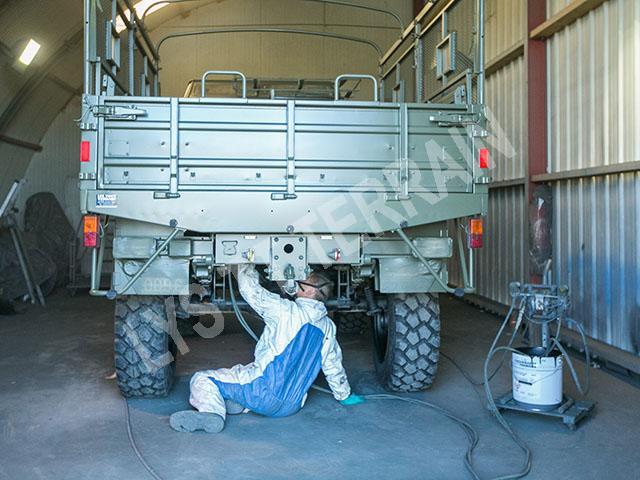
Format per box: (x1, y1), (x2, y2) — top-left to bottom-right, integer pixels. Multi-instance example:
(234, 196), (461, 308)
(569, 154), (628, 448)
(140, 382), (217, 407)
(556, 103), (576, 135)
(295, 297), (328, 324)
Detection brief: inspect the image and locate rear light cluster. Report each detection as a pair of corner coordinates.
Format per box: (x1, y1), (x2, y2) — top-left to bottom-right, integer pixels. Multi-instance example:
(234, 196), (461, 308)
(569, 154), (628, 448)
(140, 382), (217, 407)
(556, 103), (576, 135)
(80, 141), (91, 162)
(468, 217), (484, 249)
(83, 215), (99, 248)
(478, 148), (489, 169)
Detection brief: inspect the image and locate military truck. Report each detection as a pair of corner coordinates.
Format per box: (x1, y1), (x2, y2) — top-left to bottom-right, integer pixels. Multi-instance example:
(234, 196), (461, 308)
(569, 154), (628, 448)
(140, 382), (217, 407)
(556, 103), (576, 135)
(79, 0), (489, 397)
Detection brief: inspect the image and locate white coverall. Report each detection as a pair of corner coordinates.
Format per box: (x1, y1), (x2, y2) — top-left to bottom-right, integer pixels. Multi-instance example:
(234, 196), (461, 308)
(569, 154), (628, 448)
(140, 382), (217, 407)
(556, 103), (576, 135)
(189, 264), (351, 419)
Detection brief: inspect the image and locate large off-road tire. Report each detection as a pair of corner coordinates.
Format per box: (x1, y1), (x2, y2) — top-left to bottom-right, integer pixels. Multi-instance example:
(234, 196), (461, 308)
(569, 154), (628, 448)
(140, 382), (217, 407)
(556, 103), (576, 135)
(114, 296), (177, 398)
(335, 311), (370, 334)
(373, 293), (440, 392)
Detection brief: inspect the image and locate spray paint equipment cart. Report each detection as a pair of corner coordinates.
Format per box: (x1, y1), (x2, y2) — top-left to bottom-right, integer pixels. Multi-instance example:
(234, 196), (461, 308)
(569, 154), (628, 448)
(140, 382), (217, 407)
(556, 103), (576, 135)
(486, 283), (595, 430)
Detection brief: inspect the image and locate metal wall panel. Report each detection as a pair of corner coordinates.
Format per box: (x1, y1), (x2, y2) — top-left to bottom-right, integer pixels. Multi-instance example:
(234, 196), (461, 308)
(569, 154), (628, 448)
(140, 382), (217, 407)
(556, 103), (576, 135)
(450, 185), (527, 305)
(553, 173), (640, 354)
(548, 0), (573, 18)
(477, 185), (527, 305)
(483, 0), (527, 183)
(485, 0), (526, 60)
(548, 0), (640, 172)
(485, 55), (526, 182)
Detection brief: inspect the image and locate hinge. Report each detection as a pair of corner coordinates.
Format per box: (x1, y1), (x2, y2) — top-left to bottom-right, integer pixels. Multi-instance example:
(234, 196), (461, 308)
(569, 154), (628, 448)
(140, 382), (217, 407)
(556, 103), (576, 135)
(91, 105), (147, 120)
(475, 176), (492, 184)
(472, 126), (488, 138)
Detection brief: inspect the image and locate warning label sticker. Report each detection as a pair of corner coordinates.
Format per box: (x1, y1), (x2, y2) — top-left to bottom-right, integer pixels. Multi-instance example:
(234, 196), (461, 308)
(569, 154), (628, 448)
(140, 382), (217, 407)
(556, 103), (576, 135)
(96, 193), (118, 208)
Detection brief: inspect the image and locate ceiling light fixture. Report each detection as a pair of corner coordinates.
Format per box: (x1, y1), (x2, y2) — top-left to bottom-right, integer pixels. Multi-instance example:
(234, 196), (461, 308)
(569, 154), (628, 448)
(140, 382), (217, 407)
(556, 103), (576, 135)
(18, 39), (41, 66)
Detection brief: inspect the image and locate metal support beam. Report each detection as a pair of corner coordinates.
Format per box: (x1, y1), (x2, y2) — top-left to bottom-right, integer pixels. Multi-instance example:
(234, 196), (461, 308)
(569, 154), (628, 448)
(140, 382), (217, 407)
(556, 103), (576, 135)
(532, 161), (640, 183)
(530, 0), (608, 40)
(0, 134), (43, 152)
(488, 177), (526, 190)
(485, 41), (524, 77)
(526, 0), (548, 284)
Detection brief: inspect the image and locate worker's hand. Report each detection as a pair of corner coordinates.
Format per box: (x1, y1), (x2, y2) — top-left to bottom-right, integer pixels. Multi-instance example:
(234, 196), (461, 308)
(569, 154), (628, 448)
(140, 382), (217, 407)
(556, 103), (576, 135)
(340, 394), (365, 406)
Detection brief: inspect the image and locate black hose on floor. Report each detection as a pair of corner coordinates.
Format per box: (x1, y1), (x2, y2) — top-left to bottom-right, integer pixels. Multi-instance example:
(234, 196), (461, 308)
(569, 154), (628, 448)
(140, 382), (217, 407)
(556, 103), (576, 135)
(124, 397), (164, 480)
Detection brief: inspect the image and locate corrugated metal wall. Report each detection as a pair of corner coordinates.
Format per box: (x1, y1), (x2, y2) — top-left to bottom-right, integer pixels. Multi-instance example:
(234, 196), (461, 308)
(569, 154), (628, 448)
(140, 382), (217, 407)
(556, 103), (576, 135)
(486, 55), (526, 182)
(485, 0), (525, 60)
(547, 0), (640, 354)
(484, 0), (527, 182)
(548, 0), (639, 172)
(450, 0), (528, 304)
(475, 186), (527, 305)
(553, 173), (640, 354)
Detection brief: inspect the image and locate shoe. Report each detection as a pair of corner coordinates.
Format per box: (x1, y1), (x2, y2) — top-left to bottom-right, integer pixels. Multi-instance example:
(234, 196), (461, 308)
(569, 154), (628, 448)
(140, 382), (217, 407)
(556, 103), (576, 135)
(169, 411), (224, 433)
(225, 399), (246, 415)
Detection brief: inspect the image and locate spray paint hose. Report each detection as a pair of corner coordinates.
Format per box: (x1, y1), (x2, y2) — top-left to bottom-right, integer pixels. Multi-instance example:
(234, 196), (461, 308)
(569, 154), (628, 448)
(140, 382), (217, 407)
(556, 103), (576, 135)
(228, 272), (528, 480)
(480, 297), (593, 480)
(552, 318), (591, 396)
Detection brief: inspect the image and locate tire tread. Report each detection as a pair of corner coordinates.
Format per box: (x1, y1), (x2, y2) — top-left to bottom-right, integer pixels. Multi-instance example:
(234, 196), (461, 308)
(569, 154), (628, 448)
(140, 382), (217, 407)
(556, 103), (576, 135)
(378, 293), (440, 392)
(114, 295), (176, 398)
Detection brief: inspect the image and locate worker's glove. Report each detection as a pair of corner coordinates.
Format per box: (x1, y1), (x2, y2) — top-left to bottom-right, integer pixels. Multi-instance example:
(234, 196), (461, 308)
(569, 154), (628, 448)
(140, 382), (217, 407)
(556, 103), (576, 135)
(340, 394), (365, 406)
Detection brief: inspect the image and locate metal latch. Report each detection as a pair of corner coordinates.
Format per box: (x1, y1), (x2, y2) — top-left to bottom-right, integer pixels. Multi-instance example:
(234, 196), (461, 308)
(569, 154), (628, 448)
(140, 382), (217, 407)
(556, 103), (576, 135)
(429, 112), (477, 127)
(271, 192), (298, 201)
(91, 105), (147, 120)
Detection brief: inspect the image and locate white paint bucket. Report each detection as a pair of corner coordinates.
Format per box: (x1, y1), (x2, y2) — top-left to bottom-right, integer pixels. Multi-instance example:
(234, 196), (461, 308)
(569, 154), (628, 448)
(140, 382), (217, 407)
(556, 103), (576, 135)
(512, 347), (563, 410)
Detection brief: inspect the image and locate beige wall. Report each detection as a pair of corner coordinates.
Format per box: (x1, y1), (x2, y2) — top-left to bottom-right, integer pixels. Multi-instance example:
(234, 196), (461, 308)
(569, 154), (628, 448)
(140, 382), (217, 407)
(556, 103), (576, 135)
(16, 98), (81, 230)
(150, 0), (412, 98)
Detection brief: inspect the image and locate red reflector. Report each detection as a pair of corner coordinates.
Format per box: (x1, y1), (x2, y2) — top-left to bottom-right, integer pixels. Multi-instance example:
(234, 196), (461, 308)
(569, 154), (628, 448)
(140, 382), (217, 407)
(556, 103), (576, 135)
(479, 148), (489, 169)
(80, 141), (91, 163)
(83, 215), (99, 248)
(468, 218), (484, 249)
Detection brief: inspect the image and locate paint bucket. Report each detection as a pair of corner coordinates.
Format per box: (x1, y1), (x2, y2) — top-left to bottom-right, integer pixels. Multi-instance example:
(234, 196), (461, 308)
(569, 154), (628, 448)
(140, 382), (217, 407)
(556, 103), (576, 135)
(512, 347), (563, 411)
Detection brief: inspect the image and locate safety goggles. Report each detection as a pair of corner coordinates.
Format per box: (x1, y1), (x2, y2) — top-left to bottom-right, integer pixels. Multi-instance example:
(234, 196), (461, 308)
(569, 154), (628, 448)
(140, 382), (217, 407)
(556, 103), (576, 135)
(296, 279), (332, 299)
(296, 279), (333, 290)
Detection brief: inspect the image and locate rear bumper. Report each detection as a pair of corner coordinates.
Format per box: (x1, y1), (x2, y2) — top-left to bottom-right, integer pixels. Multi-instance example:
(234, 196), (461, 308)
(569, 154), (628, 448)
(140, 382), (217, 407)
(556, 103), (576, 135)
(81, 188), (488, 233)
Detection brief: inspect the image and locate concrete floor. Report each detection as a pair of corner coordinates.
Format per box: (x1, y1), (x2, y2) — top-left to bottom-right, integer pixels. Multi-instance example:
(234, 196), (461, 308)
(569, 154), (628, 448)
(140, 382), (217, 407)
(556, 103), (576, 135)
(1, 293), (639, 480)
